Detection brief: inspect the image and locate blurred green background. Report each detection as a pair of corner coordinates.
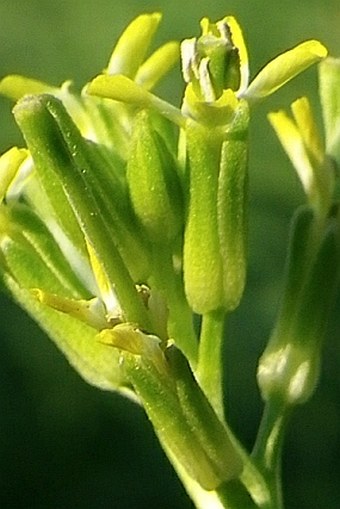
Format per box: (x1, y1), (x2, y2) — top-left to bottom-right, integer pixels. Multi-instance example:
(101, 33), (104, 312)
(1, 1), (340, 508)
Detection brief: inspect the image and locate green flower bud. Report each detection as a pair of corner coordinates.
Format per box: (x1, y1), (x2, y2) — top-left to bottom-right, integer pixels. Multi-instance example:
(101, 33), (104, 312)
(127, 109), (183, 244)
(257, 206), (339, 405)
(0, 206), (129, 394)
(99, 325), (242, 490)
(167, 346), (243, 483)
(13, 94), (150, 328)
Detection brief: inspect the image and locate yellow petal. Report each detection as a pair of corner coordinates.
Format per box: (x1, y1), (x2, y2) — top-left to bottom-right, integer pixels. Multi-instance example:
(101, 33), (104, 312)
(182, 84), (239, 126)
(0, 75), (56, 101)
(88, 74), (185, 126)
(268, 110), (316, 198)
(245, 40), (327, 100)
(86, 238), (122, 322)
(106, 13), (162, 78)
(88, 74), (151, 105)
(32, 289), (108, 330)
(224, 16), (249, 94)
(135, 41), (180, 90)
(0, 147), (28, 203)
(291, 97), (323, 164)
(98, 324), (168, 376)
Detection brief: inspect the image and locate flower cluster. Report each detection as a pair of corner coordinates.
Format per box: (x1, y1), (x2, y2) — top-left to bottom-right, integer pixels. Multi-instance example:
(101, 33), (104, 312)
(0, 13), (333, 506)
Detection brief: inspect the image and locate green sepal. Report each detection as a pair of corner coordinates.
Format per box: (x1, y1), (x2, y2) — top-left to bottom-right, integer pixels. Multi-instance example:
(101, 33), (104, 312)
(13, 94), (151, 328)
(257, 206), (339, 405)
(293, 212), (339, 347)
(183, 121), (224, 313)
(272, 206), (316, 329)
(127, 109), (183, 244)
(218, 101), (249, 310)
(167, 346), (243, 483)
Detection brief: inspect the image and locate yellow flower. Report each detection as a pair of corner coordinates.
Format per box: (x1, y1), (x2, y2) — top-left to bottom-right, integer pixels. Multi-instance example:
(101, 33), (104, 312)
(268, 97), (335, 217)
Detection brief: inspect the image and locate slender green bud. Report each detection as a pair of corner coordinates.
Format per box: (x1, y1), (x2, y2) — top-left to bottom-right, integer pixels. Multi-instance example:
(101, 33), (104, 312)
(257, 206), (339, 405)
(13, 94), (150, 328)
(127, 109), (183, 244)
(99, 325), (241, 490)
(167, 346), (243, 483)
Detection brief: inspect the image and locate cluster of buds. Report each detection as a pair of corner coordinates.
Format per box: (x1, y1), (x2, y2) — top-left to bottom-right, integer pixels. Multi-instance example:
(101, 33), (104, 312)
(0, 12), (334, 504)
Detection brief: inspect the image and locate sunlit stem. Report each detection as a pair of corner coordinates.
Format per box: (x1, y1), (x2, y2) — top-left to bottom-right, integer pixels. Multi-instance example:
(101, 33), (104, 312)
(251, 397), (291, 509)
(149, 244), (198, 365)
(197, 309), (226, 421)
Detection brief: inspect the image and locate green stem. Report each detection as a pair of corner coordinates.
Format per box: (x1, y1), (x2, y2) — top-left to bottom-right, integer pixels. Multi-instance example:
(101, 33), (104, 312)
(149, 243), (198, 364)
(197, 309), (226, 421)
(251, 398), (291, 509)
(164, 448), (260, 509)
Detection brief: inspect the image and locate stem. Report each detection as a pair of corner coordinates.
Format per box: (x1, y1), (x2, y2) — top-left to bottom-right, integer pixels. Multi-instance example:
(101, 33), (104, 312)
(251, 398), (291, 509)
(197, 309), (226, 421)
(163, 445), (261, 509)
(149, 243), (198, 364)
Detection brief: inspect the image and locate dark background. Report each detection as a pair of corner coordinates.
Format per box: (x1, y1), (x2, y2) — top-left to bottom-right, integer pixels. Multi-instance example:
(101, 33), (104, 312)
(1, 1), (340, 507)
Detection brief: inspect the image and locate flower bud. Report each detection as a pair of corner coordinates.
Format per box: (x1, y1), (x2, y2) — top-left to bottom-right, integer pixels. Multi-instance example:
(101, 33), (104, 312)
(167, 346), (243, 483)
(127, 109), (183, 244)
(257, 206), (339, 405)
(13, 94), (150, 327)
(99, 326), (242, 490)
